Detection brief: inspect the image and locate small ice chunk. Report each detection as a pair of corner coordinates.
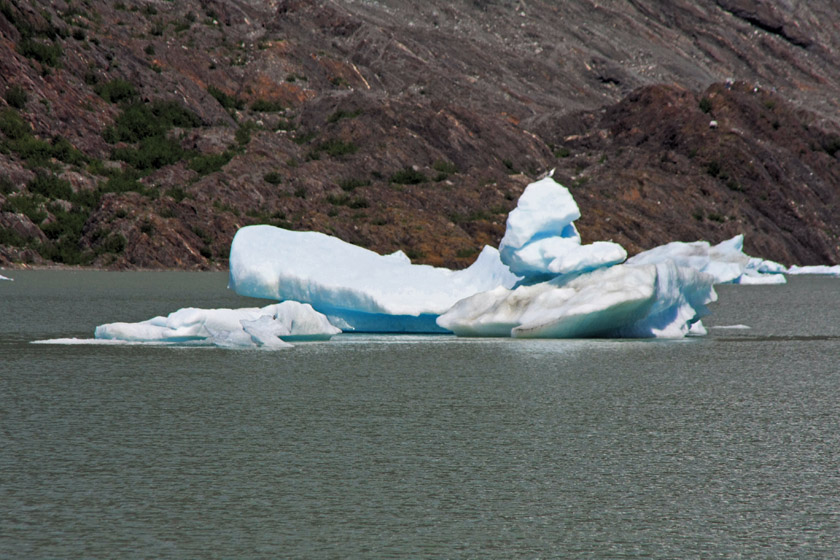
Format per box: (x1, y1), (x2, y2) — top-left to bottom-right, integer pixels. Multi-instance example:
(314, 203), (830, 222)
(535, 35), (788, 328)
(627, 235), (760, 284)
(94, 301), (339, 348)
(787, 264), (840, 276)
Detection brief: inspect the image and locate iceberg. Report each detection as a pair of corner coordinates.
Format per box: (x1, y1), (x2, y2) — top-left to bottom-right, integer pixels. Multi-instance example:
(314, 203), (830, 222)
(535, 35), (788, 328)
(75, 171), (838, 346)
(228, 226), (520, 332)
(228, 176), (716, 339)
(94, 301), (340, 349)
(0, 273), (12, 281)
(437, 261), (716, 338)
(498, 176), (626, 277)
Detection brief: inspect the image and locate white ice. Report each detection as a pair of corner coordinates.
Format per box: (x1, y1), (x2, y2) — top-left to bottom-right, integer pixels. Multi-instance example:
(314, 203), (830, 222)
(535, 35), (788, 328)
(227, 176), (719, 338)
(0, 273), (12, 281)
(94, 301), (340, 349)
(787, 264), (840, 277)
(498, 176), (626, 277)
(213, 173), (840, 341)
(626, 234), (788, 285)
(229, 225), (520, 332)
(437, 260), (716, 338)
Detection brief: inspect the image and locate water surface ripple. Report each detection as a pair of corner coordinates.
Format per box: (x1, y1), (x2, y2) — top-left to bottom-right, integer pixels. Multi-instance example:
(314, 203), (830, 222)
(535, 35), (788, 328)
(1, 272), (839, 558)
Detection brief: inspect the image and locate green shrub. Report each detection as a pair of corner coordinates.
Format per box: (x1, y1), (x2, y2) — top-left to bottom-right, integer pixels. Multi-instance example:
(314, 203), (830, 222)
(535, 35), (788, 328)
(263, 171), (283, 184)
(432, 159), (457, 181)
(104, 106), (162, 143)
(456, 247), (478, 258)
(0, 175), (14, 194)
(18, 38), (63, 67)
(104, 100), (201, 144)
(235, 121), (258, 146)
(699, 97), (713, 114)
(276, 118), (296, 132)
(99, 169), (147, 194)
(313, 138), (357, 157)
(0, 224), (29, 246)
(38, 235), (94, 265)
(347, 197), (368, 209)
(4, 85), (28, 109)
(207, 85), (244, 110)
(5, 135), (53, 163)
(97, 233), (127, 254)
(250, 99), (285, 112)
(726, 178), (743, 192)
(152, 100), (202, 129)
(338, 177), (369, 191)
(191, 225), (212, 245)
(50, 135), (88, 166)
(166, 186), (187, 202)
(0, 108), (31, 140)
(292, 131), (316, 145)
(40, 206), (87, 242)
(432, 160), (457, 174)
(28, 171), (72, 199)
(2, 193), (47, 223)
(326, 193), (349, 206)
(94, 78), (137, 103)
(69, 186), (99, 208)
(390, 167), (426, 185)
(0, 1), (27, 35)
(189, 151), (232, 175)
(112, 135), (184, 170)
(1, 128), (86, 169)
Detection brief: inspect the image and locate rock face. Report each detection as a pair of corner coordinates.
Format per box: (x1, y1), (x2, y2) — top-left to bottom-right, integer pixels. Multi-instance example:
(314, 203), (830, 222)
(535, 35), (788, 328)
(1, 0), (840, 269)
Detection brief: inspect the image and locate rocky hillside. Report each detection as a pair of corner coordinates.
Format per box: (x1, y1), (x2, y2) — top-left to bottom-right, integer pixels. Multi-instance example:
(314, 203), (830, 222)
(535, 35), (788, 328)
(2, 0), (840, 269)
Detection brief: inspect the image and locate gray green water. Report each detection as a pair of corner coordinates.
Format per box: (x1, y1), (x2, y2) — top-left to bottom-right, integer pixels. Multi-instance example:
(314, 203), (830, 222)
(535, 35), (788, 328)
(1, 271), (839, 558)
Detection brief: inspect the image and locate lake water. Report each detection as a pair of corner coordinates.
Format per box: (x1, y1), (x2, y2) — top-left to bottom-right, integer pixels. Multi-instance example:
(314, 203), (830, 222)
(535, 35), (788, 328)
(2, 271), (839, 558)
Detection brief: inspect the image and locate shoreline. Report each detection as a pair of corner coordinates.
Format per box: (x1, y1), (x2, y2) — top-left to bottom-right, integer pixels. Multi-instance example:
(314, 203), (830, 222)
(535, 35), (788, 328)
(0, 262), (228, 272)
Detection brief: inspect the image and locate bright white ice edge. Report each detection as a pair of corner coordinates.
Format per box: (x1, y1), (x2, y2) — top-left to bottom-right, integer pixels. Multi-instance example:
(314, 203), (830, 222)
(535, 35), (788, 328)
(95, 175), (837, 348)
